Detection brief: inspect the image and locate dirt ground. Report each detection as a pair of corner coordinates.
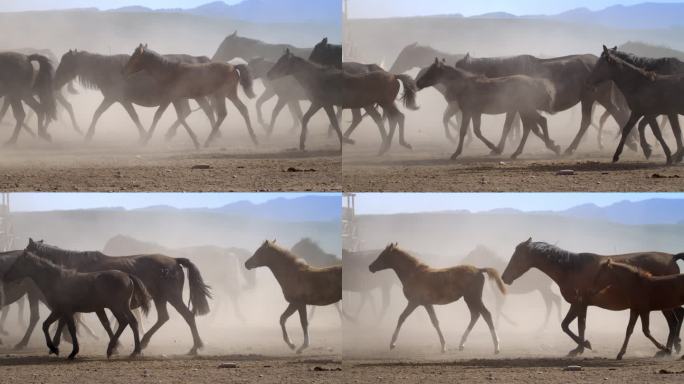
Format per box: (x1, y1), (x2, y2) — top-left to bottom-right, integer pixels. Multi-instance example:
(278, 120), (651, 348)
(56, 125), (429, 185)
(0, 139), (340, 192)
(342, 141), (684, 192)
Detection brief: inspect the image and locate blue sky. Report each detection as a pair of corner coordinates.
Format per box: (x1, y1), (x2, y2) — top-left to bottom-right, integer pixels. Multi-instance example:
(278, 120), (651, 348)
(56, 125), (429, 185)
(348, 0), (684, 18)
(353, 193), (683, 215)
(9, 193), (330, 212)
(0, 0), (241, 12)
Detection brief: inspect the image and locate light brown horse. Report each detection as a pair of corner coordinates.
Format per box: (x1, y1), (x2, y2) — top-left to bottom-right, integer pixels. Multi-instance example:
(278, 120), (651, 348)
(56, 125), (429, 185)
(123, 44), (257, 148)
(501, 238), (684, 357)
(244, 240), (341, 354)
(369, 243), (505, 354)
(591, 260), (684, 360)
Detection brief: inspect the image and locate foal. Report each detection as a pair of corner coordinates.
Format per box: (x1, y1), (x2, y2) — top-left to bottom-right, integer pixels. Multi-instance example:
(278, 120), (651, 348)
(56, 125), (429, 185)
(3, 251), (151, 359)
(244, 240), (341, 353)
(369, 243), (504, 354)
(591, 260), (684, 360)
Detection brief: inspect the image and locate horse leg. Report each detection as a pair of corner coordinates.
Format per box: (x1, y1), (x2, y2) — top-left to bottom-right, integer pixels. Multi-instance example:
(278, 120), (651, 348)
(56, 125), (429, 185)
(280, 303), (298, 350)
(143, 102), (170, 145)
(84, 98), (115, 142)
(168, 296), (204, 355)
(287, 100), (304, 133)
(296, 305), (309, 354)
(424, 304), (446, 353)
(668, 115), (684, 162)
(510, 116), (533, 160)
(561, 304), (584, 356)
(637, 118), (652, 159)
(323, 105), (346, 152)
(471, 113), (498, 153)
(255, 86), (276, 129)
(4, 99), (26, 146)
(42, 311), (61, 356)
(14, 294), (39, 349)
(22, 96), (50, 142)
(564, 100), (594, 155)
(96, 309), (117, 352)
(390, 301), (418, 350)
(359, 105), (387, 149)
(0, 303), (9, 335)
(613, 113), (641, 163)
(171, 101), (200, 149)
(63, 315), (79, 360)
(56, 92), (82, 135)
(673, 307), (684, 353)
(640, 311), (670, 355)
(140, 299), (169, 350)
(459, 296), (482, 351)
(267, 97), (288, 136)
(296, 104), (320, 151)
(645, 115), (672, 165)
(205, 96), (227, 147)
(535, 114), (561, 155)
(450, 112), (471, 160)
(227, 93), (258, 145)
(125, 308), (142, 357)
(478, 301), (500, 354)
(342, 108), (364, 144)
(442, 103), (459, 144)
(494, 112), (516, 155)
(107, 311), (128, 358)
(395, 109), (411, 150)
(617, 310), (639, 360)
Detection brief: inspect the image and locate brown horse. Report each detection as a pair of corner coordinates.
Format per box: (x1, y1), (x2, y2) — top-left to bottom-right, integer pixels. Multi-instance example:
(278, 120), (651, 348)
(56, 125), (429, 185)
(3, 251), (151, 359)
(369, 243), (504, 354)
(123, 44), (257, 148)
(501, 238), (684, 357)
(244, 240), (341, 354)
(590, 260), (684, 359)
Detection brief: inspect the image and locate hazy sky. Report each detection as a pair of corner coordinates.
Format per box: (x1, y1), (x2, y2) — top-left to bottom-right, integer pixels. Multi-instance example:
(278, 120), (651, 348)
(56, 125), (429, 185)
(353, 193), (681, 215)
(0, 0), (241, 12)
(348, 0), (684, 18)
(9, 193), (332, 212)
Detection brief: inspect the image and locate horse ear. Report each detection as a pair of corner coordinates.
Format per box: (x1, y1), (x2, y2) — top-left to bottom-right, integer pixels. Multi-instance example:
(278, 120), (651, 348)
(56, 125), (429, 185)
(285, 48), (290, 55)
(144, 43), (148, 49)
(526, 237), (532, 243)
(465, 53), (470, 60)
(272, 238), (276, 244)
(612, 46), (617, 51)
(434, 57), (439, 64)
(322, 37), (328, 44)
(602, 45), (609, 53)
(230, 30), (237, 37)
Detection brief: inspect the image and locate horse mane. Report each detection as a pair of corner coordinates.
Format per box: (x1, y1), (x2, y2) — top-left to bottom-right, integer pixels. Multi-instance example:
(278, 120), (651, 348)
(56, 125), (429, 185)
(610, 49), (682, 70)
(528, 241), (591, 269)
(22, 251), (78, 275)
(605, 51), (658, 80)
(31, 241), (106, 266)
(73, 52), (129, 91)
(266, 242), (311, 269)
(391, 247), (429, 271)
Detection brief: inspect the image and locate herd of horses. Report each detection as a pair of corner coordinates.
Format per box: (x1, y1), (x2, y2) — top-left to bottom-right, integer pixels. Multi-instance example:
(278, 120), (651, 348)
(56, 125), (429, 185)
(3, 33), (682, 164)
(358, 240), (684, 360)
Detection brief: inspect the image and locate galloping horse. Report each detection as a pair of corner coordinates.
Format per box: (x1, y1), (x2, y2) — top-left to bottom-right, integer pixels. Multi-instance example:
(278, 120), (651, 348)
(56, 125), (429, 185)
(369, 243), (504, 354)
(501, 238), (684, 357)
(245, 240), (341, 353)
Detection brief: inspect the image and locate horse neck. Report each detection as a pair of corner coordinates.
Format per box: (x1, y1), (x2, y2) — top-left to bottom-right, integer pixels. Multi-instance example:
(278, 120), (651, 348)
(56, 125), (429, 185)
(289, 58), (325, 88)
(141, 53), (176, 83)
(609, 60), (653, 93)
(77, 53), (121, 87)
(387, 250), (425, 283)
(263, 248), (303, 282)
(19, 257), (64, 291)
(36, 246), (103, 268)
(526, 247), (579, 286)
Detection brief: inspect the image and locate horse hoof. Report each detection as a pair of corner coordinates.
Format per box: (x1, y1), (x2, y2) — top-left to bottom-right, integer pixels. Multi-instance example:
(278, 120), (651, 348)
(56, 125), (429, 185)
(68, 354), (76, 360)
(583, 340), (592, 350)
(389, 343), (396, 350)
(401, 143), (413, 150)
(449, 154), (461, 161)
(458, 345), (464, 351)
(494, 349), (500, 355)
(510, 154), (519, 160)
(14, 342), (26, 350)
(654, 350), (671, 358)
(49, 347), (59, 356)
(616, 354), (623, 360)
(343, 138), (355, 145)
(612, 156), (620, 163)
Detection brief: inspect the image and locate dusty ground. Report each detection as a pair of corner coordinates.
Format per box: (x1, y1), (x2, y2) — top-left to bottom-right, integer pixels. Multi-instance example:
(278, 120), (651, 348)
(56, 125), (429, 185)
(342, 141), (684, 192)
(0, 139), (340, 192)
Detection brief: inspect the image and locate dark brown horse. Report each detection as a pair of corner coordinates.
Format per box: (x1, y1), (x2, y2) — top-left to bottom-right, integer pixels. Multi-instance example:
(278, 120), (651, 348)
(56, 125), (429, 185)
(417, 59), (560, 159)
(3, 251), (151, 359)
(26, 238), (211, 355)
(309, 37), (342, 68)
(54, 49), (216, 147)
(123, 44), (257, 148)
(212, 31), (312, 63)
(591, 260), (684, 359)
(588, 46), (684, 164)
(0, 52), (57, 144)
(369, 243), (504, 354)
(501, 238), (684, 357)
(245, 240), (341, 353)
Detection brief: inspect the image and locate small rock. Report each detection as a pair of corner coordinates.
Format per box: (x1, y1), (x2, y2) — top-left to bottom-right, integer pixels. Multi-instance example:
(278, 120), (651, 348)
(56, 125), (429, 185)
(556, 169), (575, 176)
(651, 173), (680, 179)
(312, 366), (342, 372)
(498, 161), (507, 165)
(191, 164), (212, 170)
(218, 362), (238, 369)
(286, 167), (316, 172)
(563, 365), (582, 372)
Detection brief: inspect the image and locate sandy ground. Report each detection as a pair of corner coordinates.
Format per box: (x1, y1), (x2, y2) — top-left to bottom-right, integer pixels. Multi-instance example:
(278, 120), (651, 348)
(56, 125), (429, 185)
(0, 139), (340, 192)
(342, 141), (684, 192)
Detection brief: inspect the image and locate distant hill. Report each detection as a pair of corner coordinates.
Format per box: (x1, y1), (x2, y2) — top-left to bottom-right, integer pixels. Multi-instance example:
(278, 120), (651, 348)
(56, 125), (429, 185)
(618, 41), (684, 59)
(557, 198), (684, 225)
(546, 3), (684, 30)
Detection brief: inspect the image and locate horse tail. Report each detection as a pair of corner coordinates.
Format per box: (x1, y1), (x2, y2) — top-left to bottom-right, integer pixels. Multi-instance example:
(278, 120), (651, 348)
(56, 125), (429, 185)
(129, 274), (152, 316)
(234, 64), (256, 99)
(27, 54), (57, 121)
(395, 74), (419, 111)
(176, 258), (212, 316)
(673, 253), (684, 264)
(480, 267), (506, 294)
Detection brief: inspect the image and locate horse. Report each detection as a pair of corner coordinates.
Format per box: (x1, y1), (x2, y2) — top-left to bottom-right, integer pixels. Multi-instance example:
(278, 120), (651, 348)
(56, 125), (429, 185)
(0, 52), (57, 144)
(455, 53), (632, 156)
(0, 48), (81, 137)
(590, 260), (684, 359)
(342, 249), (396, 321)
(268, 49), (418, 153)
(3, 251), (151, 359)
(25, 238), (211, 355)
(247, 57), (306, 135)
(588, 46), (684, 164)
(309, 37), (342, 68)
(501, 238), (684, 357)
(123, 44), (257, 148)
(369, 243), (504, 354)
(417, 58), (561, 159)
(212, 30), (312, 63)
(244, 240), (341, 354)
(54, 49), (217, 147)
(461, 245), (563, 329)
